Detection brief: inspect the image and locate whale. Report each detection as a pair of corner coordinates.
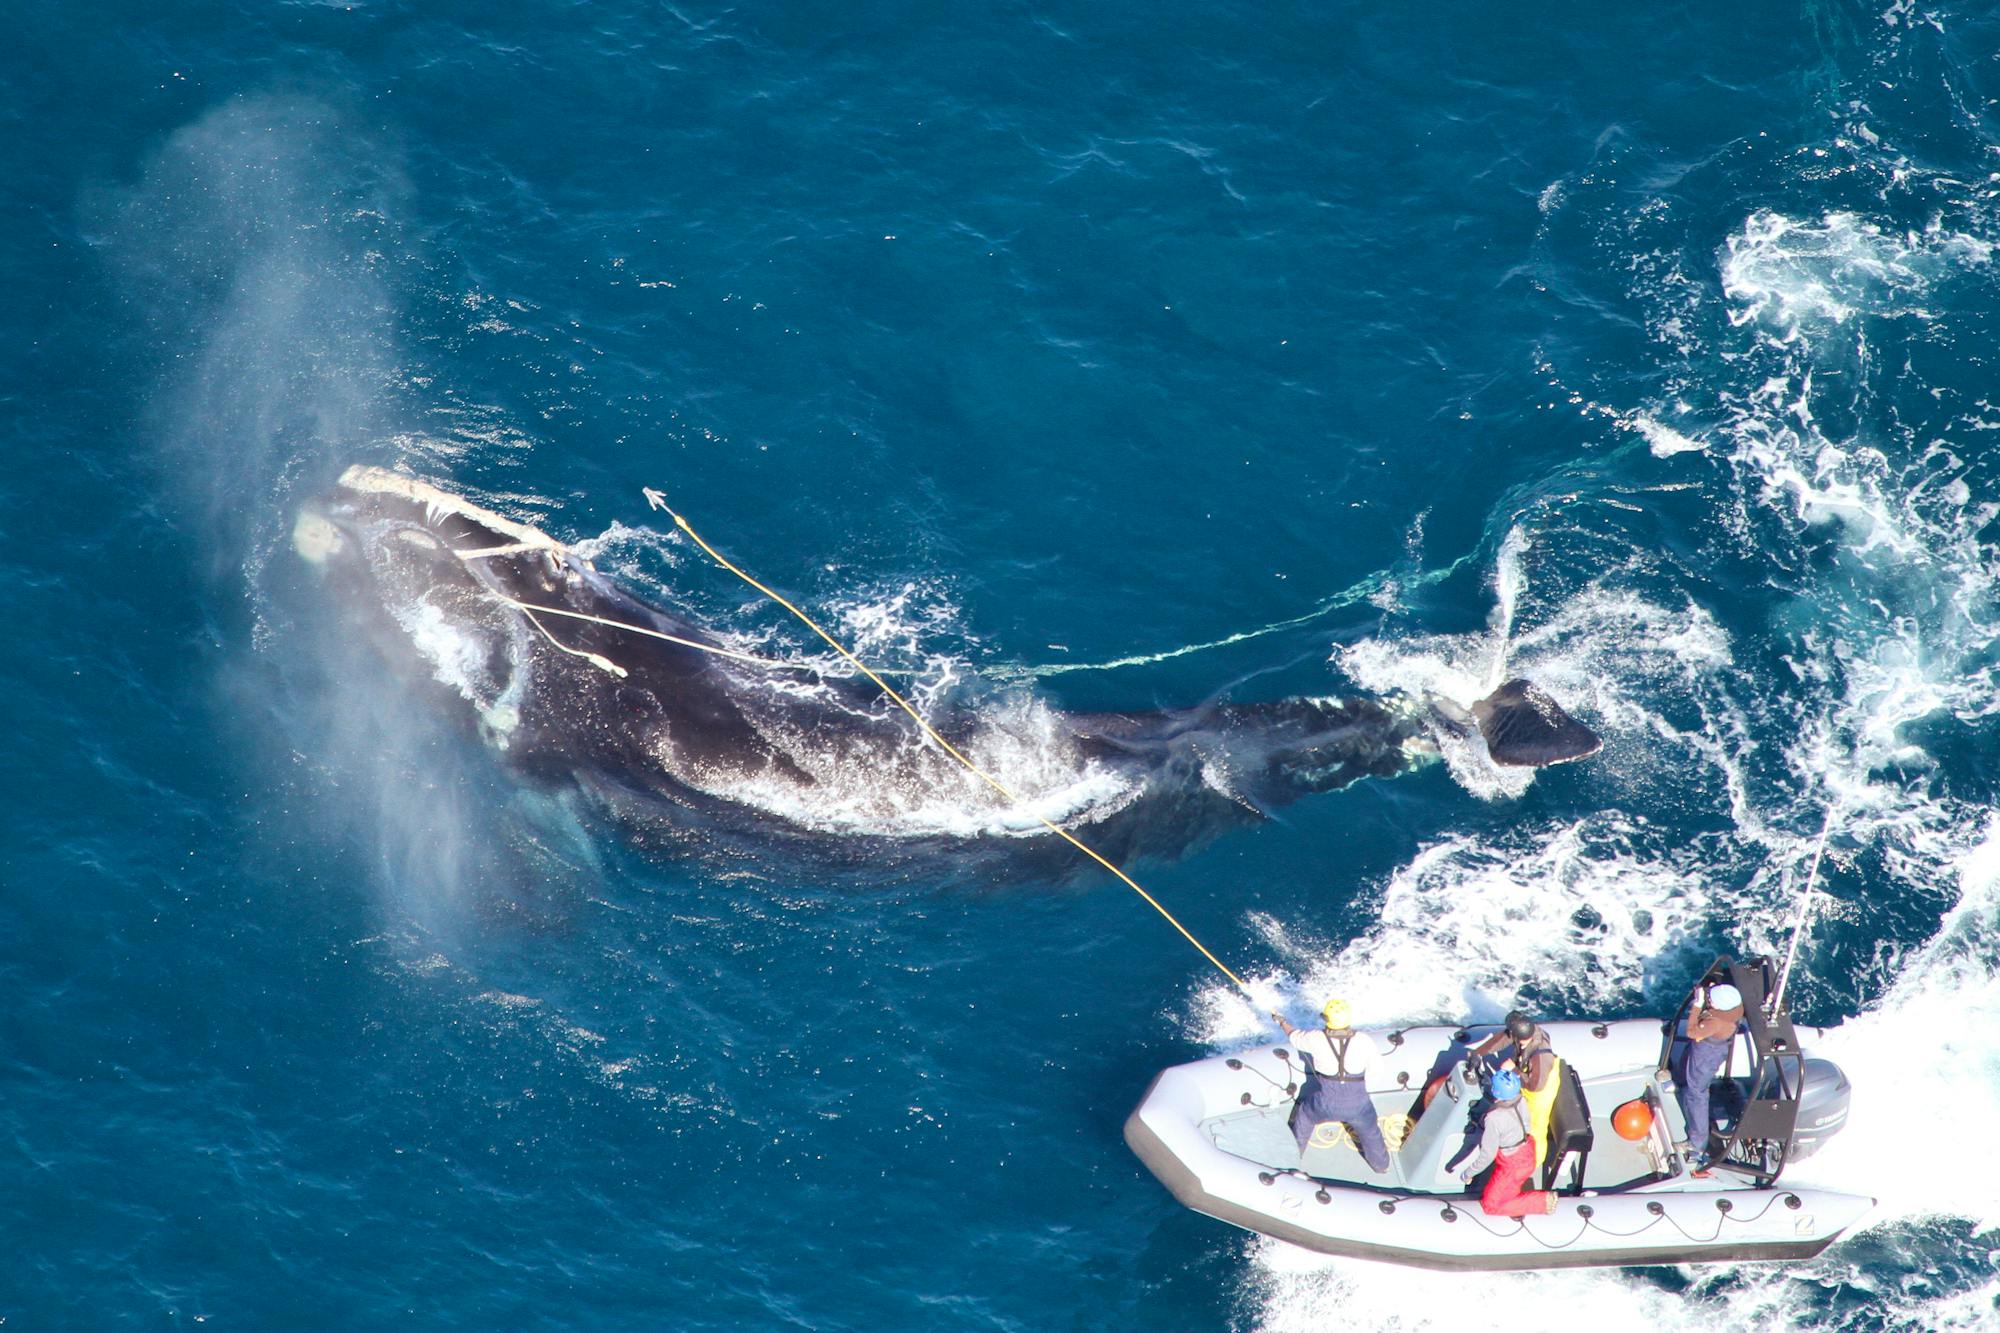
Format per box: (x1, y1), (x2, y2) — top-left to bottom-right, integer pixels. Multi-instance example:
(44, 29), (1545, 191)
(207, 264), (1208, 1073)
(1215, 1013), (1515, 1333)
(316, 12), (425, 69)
(291, 466), (1599, 860)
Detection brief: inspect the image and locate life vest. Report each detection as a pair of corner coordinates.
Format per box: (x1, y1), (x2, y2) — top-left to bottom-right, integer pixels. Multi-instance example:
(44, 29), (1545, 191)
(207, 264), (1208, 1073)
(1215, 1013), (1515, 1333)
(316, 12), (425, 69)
(1519, 1047), (1564, 1167)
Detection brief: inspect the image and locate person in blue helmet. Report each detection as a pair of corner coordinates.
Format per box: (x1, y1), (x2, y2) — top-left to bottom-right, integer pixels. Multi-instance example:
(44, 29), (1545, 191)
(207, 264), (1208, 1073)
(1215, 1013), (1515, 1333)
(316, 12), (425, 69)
(1273, 998), (1391, 1174)
(1467, 1010), (1561, 1170)
(1676, 980), (1746, 1177)
(1449, 1069), (1557, 1217)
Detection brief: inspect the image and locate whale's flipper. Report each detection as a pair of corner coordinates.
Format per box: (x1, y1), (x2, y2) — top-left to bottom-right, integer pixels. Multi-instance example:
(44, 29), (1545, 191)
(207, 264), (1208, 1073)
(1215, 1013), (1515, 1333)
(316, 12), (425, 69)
(1471, 679), (1600, 767)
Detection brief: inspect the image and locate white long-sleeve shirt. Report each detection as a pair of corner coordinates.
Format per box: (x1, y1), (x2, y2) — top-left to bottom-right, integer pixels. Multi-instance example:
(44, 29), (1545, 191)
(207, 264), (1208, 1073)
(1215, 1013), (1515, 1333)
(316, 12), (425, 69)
(1290, 1028), (1383, 1082)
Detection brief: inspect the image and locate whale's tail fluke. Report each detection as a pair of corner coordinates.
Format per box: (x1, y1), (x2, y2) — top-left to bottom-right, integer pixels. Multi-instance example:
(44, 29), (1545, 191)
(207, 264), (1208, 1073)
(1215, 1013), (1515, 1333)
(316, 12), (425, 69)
(1433, 678), (1601, 768)
(1070, 677), (1598, 819)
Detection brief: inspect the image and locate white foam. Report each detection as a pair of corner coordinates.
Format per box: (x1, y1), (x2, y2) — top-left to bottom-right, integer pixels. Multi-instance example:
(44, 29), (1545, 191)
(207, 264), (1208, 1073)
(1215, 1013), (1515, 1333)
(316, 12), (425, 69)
(568, 519), (683, 573)
(683, 692), (1142, 839)
(391, 595), (496, 701)
(831, 579), (973, 665)
(1720, 210), (1989, 337)
(1241, 1236), (1825, 1333)
(1631, 414), (1706, 457)
(1763, 797), (2000, 1241)
(1192, 811), (1727, 1047)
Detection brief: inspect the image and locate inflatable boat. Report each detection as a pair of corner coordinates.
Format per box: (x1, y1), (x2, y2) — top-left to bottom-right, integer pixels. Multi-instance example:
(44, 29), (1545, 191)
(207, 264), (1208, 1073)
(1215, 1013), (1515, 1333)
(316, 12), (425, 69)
(1126, 958), (1872, 1270)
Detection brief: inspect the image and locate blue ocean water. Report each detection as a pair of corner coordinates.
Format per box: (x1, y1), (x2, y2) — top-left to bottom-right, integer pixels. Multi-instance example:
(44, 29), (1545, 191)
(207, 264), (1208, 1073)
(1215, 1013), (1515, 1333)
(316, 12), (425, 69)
(8, 0), (2000, 1326)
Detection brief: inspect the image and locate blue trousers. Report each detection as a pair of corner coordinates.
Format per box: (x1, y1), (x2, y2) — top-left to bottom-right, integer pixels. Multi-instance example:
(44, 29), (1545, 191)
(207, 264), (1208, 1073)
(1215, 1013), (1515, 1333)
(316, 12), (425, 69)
(1677, 1038), (1732, 1156)
(1290, 1075), (1391, 1172)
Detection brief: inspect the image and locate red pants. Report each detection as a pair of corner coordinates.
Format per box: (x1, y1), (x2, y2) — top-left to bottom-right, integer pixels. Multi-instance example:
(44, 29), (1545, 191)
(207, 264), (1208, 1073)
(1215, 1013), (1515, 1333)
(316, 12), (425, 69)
(1480, 1140), (1553, 1218)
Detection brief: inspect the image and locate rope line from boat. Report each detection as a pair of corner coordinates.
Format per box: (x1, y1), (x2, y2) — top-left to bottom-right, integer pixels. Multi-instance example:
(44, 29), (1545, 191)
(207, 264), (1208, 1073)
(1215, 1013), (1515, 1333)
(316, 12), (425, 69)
(648, 490), (1257, 998)
(1771, 802), (1843, 1018)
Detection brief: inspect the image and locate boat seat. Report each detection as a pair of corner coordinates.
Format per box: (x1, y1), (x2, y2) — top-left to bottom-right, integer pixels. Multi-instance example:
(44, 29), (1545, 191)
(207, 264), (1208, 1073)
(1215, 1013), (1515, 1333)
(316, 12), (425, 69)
(1542, 1060), (1595, 1192)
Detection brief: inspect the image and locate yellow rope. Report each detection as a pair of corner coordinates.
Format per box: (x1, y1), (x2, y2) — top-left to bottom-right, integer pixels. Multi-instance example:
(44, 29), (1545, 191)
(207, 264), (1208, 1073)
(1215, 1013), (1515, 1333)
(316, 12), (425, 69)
(656, 501), (1253, 997)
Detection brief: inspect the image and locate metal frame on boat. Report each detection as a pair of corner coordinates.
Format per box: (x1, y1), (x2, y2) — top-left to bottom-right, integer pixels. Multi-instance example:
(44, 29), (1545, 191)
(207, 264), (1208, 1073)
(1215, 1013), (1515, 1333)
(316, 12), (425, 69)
(1661, 956), (1831, 1188)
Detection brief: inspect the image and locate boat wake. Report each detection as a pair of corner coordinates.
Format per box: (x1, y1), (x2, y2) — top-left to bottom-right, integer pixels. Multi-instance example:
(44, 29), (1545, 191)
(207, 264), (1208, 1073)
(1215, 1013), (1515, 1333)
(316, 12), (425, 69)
(1191, 16), (2000, 1324)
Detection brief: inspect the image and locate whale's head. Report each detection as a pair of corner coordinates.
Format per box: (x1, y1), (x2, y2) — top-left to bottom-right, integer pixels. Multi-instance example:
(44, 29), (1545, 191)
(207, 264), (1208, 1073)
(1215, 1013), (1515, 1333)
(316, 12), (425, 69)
(292, 466), (579, 744)
(294, 465), (572, 579)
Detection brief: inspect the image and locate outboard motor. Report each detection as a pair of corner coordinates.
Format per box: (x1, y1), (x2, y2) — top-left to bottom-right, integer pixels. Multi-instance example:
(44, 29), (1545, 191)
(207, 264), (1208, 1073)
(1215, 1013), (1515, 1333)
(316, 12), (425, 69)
(1788, 1058), (1852, 1160)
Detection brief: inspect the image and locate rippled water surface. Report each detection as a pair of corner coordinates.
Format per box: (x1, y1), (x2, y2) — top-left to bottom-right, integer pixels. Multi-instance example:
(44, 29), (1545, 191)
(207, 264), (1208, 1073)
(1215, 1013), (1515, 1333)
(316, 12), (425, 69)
(7, 2), (2000, 1327)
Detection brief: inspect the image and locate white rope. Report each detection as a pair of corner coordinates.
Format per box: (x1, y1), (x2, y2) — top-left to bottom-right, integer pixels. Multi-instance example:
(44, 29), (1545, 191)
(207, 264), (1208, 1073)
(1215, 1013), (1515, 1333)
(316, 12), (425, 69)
(516, 605), (628, 678)
(499, 596), (794, 670)
(476, 587), (929, 680)
(1770, 806), (1840, 1017)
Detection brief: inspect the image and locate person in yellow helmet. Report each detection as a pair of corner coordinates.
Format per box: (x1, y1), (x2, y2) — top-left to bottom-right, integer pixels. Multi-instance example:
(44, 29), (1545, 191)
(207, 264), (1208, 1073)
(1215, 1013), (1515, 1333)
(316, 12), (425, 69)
(1273, 998), (1390, 1174)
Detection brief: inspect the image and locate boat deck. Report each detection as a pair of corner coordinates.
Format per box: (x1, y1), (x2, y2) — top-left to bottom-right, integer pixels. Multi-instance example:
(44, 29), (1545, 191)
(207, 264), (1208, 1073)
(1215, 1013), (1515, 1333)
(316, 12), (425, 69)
(1204, 1064), (1748, 1197)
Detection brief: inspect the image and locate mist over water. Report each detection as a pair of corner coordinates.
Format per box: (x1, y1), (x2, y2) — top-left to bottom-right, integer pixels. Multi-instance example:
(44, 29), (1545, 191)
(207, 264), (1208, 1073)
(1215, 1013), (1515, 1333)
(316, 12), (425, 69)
(10, 2), (2000, 1328)
(97, 99), (407, 565)
(96, 102), (513, 937)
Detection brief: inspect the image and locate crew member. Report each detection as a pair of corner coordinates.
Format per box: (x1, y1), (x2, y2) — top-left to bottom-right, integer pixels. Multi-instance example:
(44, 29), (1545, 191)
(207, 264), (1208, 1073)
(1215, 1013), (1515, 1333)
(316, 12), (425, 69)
(1274, 998), (1390, 1174)
(1677, 980), (1745, 1177)
(1451, 1069), (1558, 1217)
(1469, 1011), (1563, 1168)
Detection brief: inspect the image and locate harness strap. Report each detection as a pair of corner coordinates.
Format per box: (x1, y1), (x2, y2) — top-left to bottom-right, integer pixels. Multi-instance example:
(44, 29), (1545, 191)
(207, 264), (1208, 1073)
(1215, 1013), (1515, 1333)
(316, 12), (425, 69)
(1301, 1030), (1366, 1083)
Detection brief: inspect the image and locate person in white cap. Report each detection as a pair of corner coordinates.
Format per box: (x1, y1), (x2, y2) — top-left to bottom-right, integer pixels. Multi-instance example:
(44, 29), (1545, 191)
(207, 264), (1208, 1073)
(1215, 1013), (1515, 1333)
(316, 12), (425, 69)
(1273, 999), (1391, 1173)
(1676, 980), (1746, 1176)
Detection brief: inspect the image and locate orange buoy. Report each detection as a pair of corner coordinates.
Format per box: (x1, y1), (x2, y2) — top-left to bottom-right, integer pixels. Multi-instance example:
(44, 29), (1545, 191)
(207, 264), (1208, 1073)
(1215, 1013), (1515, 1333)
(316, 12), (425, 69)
(1611, 1099), (1654, 1141)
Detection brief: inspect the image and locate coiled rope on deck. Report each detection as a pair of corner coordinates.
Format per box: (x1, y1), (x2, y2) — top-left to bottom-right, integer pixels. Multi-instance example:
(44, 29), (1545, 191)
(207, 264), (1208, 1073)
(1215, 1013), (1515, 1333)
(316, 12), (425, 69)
(651, 495), (1254, 997)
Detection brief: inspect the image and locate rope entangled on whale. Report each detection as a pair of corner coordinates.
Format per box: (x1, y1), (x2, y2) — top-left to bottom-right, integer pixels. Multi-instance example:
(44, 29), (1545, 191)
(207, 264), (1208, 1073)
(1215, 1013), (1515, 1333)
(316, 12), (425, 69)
(645, 487), (1258, 997)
